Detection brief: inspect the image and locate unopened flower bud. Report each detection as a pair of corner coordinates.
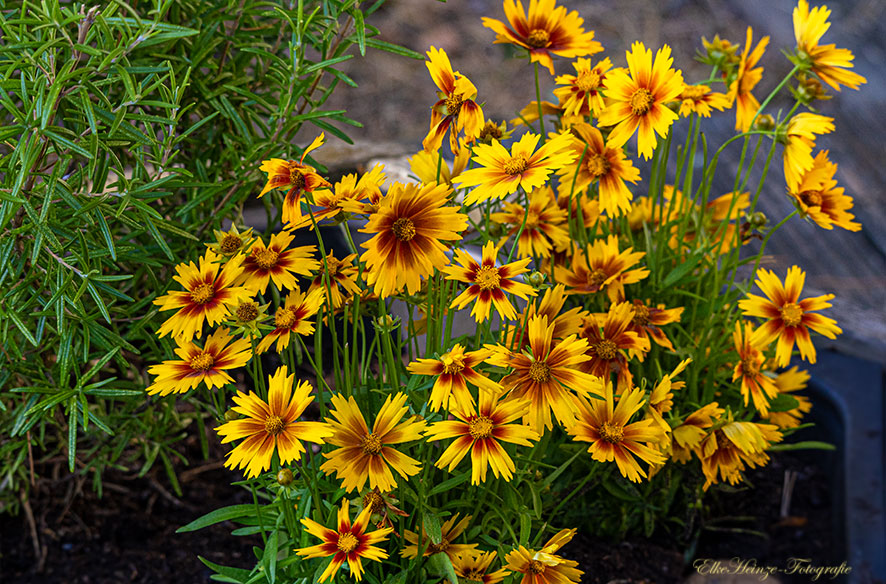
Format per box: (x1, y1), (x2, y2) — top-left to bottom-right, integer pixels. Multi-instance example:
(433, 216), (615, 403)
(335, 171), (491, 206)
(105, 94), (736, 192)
(748, 211), (768, 229)
(527, 271), (546, 288)
(276, 468), (294, 486)
(754, 114), (776, 132)
(374, 314), (400, 332)
(224, 409), (239, 422)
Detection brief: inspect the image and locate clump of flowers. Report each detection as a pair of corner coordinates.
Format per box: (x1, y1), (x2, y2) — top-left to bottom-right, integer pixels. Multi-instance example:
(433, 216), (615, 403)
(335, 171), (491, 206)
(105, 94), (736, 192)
(150, 1), (861, 581)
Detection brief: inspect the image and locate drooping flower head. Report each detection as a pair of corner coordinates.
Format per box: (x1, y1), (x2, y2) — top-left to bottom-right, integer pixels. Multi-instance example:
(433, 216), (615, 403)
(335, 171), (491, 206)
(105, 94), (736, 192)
(677, 83), (731, 118)
(698, 418), (782, 490)
(258, 134), (331, 226)
(569, 383), (667, 482)
(444, 241), (537, 323)
(489, 186), (570, 259)
(482, 0), (603, 75)
(423, 47), (485, 153)
(487, 315), (601, 432)
(407, 344), (500, 413)
(238, 231), (319, 295)
(146, 327), (251, 396)
(154, 250), (252, 341)
(555, 123), (641, 217)
(292, 164), (387, 229)
(738, 265), (841, 366)
(793, 0), (867, 91)
(504, 529), (583, 584)
(426, 390), (540, 484)
(453, 131), (576, 206)
(554, 57), (613, 117)
(296, 499), (393, 583)
(256, 286), (324, 354)
(360, 182), (467, 297)
(788, 150), (861, 231)
(320, 392), (425, 492)
(731, 320), (779, 415)
(763, 366), (813, 429)
(729, 27), (769, 132)
(597, 42), (684, 160)
(216, 366), (333, 478)
(782, 112), (834, 190)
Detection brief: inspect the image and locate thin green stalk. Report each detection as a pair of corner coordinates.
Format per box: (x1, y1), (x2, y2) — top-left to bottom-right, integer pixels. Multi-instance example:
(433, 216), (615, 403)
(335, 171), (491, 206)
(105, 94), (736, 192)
(534, 62), (545, 141)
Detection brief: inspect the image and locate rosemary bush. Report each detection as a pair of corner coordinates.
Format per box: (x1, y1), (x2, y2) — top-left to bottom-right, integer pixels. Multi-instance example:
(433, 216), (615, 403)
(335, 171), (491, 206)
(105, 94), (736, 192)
(0, 0), (411, 513)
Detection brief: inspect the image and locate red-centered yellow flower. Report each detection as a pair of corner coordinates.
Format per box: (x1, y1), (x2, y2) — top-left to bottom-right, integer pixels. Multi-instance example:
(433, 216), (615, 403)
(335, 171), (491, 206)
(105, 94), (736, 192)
(505, 529), (583, 584)
(424, 47), (485, 153)
(453, 550), (510, 584)
(671, 402), (724, 463)
(788, 150), (861, 231)
(729, 27), (769, 132)
(410, 146), (470, 187)
(256, 287), (324, 354)
(626, 299), (684, 357)
(146, 328), (251, 396)
(782, 112), (834, 190)
(426, 390), (540, 484)
(443, 241), (537, 323)
(477, 119), (514, 145)
(504, 283), (587, 349)
(407, 344), (500, 413)
(154, 251), (252, 341)
(554, 57), (612, 117)
(698, 419), (782, 490)
(402, 514), (477, 561)
(309, 252), (361, 309)
(763, 366), (813, 429)
(677, 83), (731, 118)
(738, 265), (841, 366)
(597, 42), (684, 160)
(321, 392), (425, 492)
(217, 366), (333, 479)
(732, 321), (779, 415)
(296, 499), (393, 583)
(292, 164), (387, 230)
(238, 231), (319, 295)
(490, 186), (570, 259)
(557, 189), (600, 230)
(793, 0), (867, 91)
(258, 134), (331, 226)
(555, 123), (641, 216)
(554, 236), (649, 303)
(580, 302), (650, 388)
(453, 131), (576, 206)
(569, 384), (666, 482)
(487, 315), (601, 432)
(206, 224), (254, 258)
(360, 181), (467, 297)
(481, 0), (602, 75)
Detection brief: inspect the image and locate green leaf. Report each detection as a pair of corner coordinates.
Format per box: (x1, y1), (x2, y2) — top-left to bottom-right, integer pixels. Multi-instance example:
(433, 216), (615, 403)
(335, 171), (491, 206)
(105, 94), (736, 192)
(198, 556), (252, 583)
(768, 441), (836, 452)
(422, 510), (442, 545)
(541, 447), (584, 489)
(766, 392), (801, 413)
(262, 529), (278, 584)
(177, 504), (264, 533)
(365, 38), (423, 59)
(68, 402), (78, 472)
(6, 309), (38, 347)
(428, 471), (469, 496)
(662, 251), (704, 287)
(426, 552), (458, 584)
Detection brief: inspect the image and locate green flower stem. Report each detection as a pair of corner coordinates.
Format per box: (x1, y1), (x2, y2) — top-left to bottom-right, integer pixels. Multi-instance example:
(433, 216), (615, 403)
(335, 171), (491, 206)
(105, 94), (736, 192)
(534, 61), (546, 141)
(506, 189), (531, 264)
(750, 64), (801, 130)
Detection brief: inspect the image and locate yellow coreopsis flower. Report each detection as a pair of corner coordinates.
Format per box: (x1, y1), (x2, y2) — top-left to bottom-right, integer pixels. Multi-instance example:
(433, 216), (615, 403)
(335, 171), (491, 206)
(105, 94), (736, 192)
(579, 302), (650, 388)
(677, 83), (731, 118)
(481, 0), (603, 75)
(698, 418), (782, 490)
(359, 181), (467, 297)
(453, 132), (576, 206)
(153, 250), (252, 341)
(738, 265), (841, 366)
(426, 390), (540, 484)
(732, 320), (779, 415)
(555, 123), (641, 216)
(216, 366), (333, 478)
(763, 366), (813, 429)
(782, 112), (834, 190)
(569, 383), (666, 483)
(505, 529), (583, 584)
(258, 134), (331, 226)
(452, 551), (510, 584)
(553, 57), (613, 117)
(443, 241), (537, 323)
(238, 231), (319, 295)
(729, 27), (769, 133)
(407, 344), (500, 413)
(409, 146), (470, 187)
(788, 149), (861, 231)
(320, 393), (425, 492)
(402, 514), (477, 561)
(296, 499), (393, 583)
(146, 328), (251, 396)
(793, 0), (867, 91)
(489, 186), (571, 259)
(597, 42), (684, 160)
(424, 47), (485, 153)
(553, 235), (649, 303)
(308, 252), (361, 309)
(256, 286), (324, 354)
